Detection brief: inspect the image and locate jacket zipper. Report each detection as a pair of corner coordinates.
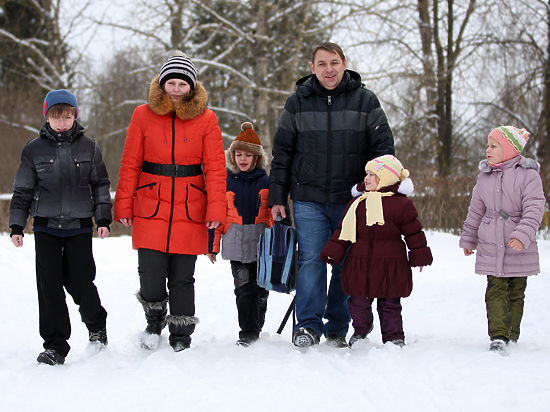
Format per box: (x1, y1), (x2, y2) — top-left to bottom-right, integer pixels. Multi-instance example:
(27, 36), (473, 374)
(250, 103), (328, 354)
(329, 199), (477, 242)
(166, 112), (177, 252)
(326, 95), (332, 202)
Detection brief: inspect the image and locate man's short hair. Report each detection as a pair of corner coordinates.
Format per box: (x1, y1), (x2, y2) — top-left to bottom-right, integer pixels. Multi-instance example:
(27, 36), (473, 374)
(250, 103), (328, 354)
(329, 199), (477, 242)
(311, 42), (346, 63)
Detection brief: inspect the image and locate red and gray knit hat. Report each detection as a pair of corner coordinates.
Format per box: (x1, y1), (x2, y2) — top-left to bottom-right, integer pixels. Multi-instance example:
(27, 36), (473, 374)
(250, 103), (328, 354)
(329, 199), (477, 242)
(488, 126), (530, 162)
(229, 122), (264, 169)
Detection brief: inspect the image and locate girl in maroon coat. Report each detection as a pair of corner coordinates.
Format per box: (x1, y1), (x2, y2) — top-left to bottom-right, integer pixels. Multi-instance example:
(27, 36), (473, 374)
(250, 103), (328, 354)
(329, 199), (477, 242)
(321, 155), (432, 347)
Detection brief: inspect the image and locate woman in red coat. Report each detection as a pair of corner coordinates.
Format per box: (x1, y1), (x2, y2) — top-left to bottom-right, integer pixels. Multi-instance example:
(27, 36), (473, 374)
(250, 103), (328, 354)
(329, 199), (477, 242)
(115, 51), (227, 351)
(321, 155), (432, 347)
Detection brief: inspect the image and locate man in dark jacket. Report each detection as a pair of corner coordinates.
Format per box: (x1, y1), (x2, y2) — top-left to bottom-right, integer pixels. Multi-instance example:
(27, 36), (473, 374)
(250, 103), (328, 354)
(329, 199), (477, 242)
(269, 42), (395, 348)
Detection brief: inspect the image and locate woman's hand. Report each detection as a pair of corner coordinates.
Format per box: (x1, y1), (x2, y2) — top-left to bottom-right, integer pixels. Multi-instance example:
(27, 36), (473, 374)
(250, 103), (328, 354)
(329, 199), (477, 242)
(206, 221), (220, 229)
(119, 218), (132, 227)
(206, 253), (217, 263)
(463, 248), (474, 256)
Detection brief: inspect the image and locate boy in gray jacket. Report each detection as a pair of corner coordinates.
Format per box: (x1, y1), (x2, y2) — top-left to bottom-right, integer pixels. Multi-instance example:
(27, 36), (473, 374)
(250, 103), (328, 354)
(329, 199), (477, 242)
(9, 89), (112, 365)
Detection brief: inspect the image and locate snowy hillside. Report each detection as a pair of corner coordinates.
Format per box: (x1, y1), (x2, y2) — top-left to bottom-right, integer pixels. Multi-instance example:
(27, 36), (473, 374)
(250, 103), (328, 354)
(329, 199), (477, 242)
(1, 231), (549, 412)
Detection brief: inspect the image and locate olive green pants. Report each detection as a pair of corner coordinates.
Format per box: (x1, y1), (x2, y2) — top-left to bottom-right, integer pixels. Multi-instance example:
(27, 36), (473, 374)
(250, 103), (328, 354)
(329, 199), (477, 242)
(485, 276), (527, 341)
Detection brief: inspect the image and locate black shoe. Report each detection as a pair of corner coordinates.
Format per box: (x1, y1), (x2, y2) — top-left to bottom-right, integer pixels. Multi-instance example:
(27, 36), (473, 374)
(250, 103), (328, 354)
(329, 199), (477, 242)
(37, 349), (65, 365)
(236, 332), (259, 347)
(349, 333), (367, 347)
(326, 335), (348, 348)
(391, 339), (406, 347)
(293, 327), (319, 348)
(170, 339), (191, 352)
(489, 337), (508, 354)
(89, 327), (108, 346)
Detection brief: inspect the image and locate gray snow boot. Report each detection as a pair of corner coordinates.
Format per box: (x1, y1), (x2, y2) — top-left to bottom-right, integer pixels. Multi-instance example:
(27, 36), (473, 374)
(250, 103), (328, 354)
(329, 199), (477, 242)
(136, 292), (168, 349)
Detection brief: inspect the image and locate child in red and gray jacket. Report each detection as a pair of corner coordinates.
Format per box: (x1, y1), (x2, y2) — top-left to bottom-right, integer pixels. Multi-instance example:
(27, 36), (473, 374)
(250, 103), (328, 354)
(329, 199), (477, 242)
(208, 123), (274, 346)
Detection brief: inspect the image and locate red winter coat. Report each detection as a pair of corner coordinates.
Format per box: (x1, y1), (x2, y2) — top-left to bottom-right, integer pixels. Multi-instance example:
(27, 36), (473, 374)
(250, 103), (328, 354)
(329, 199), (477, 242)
(114, 75), (227, 254)
(321, 181), (432, 298)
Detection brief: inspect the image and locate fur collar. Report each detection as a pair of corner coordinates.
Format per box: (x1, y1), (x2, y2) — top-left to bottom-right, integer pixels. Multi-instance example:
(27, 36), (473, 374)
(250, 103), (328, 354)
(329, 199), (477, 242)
(148, 74), (208, 121)
(478, 156), (540, 173)
(225, 149), (267, 174)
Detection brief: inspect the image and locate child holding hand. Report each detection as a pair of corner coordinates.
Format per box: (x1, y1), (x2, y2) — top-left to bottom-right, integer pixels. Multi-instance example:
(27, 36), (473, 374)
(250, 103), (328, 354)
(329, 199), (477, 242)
(459, 126), (545, 354)
(321, 155), (432, 347)
(207, 123), (273, 346)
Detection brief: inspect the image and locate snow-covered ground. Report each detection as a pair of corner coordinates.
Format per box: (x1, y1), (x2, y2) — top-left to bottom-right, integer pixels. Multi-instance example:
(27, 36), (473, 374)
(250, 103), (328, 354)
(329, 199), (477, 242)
(1, 231), (549, 411)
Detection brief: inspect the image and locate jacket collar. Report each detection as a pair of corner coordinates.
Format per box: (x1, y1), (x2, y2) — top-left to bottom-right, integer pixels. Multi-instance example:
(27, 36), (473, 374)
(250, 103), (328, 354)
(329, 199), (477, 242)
(40, 120), (84, 143)
(478, 156), (540, 173)
(295, 70), (363, 97)
(148, 74), (208, 121)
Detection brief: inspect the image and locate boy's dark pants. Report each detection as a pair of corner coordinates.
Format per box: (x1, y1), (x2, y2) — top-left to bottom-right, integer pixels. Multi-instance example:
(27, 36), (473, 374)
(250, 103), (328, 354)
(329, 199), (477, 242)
(485, 275), (527, 341)
(230, 261), (268, 339)
(348, 296), (404, 343)
(35, 232), (107, 357)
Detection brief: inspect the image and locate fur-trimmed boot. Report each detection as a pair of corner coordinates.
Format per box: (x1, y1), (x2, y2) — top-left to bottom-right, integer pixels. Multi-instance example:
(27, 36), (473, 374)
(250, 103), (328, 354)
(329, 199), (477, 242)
(166, 314), (199, 352)
(136, 292), (168, 350)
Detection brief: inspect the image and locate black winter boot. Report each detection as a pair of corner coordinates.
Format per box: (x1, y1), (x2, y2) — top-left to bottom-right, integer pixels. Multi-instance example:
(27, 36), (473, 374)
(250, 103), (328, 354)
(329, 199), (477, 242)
(89, 326), (108, 346)
(166, 314), (199, 352)
(136, 292), (168, 350)
(37, 349), (65, 365)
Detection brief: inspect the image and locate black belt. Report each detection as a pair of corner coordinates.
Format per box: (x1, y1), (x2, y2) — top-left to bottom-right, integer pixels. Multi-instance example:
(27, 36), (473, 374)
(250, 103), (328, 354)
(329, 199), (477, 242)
(142, 161), (202, 177)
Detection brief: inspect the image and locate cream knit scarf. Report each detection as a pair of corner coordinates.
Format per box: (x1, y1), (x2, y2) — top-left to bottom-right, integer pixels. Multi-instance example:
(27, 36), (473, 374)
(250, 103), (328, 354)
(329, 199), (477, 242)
(338, 191), (394, 243)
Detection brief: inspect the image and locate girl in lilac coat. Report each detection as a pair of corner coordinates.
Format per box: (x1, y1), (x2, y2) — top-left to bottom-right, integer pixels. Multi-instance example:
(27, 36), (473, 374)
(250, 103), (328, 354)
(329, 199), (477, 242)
(459, 126), (545, 354)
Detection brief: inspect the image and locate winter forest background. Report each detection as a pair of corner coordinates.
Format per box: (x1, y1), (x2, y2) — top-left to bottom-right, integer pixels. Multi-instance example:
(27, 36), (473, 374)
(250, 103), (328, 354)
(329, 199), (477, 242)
(1, 0), (549, 233)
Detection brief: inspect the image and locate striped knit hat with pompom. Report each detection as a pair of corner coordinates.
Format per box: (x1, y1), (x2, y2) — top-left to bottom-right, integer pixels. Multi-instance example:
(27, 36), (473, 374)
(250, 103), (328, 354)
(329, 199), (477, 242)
(488, 126), (530, 162)
(159, 50), (197, 90)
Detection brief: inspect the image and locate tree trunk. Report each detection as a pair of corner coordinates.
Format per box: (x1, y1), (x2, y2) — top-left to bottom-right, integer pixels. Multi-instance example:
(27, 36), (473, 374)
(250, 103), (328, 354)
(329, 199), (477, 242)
(252, 0), (272, 157)
(537, 0), (550, 207)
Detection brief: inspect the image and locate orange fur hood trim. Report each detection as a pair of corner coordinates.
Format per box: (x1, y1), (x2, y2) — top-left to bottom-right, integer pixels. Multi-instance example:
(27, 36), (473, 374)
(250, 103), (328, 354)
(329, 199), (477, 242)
(148, 74), (208, 121)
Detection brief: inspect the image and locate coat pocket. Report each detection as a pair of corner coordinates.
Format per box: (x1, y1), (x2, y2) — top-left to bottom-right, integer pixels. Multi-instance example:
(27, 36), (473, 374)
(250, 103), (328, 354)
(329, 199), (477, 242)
(134, 182), (161, 218)
(73, 154), (92, 186)
(185, 183), (207, 223)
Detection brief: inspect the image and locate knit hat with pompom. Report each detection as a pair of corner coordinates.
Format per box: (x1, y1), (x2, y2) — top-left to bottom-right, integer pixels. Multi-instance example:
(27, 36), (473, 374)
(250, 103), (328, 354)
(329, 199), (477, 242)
(159, 50), (197, 90)
(488, 126), (530, 162)
(229, 122), (264, 170)
(365, 154), (409, 190)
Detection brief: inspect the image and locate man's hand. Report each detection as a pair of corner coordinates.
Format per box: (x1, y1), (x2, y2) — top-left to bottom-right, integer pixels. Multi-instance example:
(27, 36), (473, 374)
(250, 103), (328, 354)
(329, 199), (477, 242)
(271, 205), (286, 220)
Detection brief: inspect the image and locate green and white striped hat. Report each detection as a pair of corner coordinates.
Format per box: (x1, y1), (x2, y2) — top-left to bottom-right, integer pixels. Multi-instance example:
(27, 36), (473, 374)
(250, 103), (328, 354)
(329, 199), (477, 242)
(488, 126), (530, 161)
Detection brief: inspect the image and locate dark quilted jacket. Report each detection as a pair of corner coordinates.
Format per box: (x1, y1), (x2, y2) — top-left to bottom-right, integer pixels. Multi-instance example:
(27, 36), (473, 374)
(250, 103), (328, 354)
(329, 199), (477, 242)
(269, 70), (395, 206)
(9, 121), (112, 230)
